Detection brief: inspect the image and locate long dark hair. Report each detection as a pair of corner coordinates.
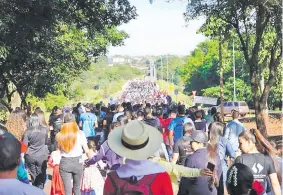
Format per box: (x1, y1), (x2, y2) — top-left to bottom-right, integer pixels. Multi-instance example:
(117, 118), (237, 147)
(239, 129), (282, 185)
(28, 113), (41, 131)
(227, 163), (258, 195)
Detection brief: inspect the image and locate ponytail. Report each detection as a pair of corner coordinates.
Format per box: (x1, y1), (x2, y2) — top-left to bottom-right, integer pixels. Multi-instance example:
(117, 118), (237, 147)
(246, 129), (282, 185)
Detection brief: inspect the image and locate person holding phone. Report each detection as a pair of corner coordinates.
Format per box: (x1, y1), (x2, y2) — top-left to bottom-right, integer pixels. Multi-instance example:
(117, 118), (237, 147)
(178, 130), (222, 195)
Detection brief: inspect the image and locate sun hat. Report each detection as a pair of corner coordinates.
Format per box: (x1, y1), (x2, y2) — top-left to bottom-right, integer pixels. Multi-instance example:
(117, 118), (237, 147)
(0, 133), (21, 171)
(108, 120), (163, 161)
(184, 130), (207, 144)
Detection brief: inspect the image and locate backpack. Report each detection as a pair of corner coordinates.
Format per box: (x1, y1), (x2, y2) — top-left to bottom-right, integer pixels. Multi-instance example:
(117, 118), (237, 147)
(108, 172), (157, 195)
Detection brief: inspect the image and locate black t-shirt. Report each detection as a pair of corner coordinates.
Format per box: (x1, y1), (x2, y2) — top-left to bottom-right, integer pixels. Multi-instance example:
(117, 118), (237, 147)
(235, 153), (276, 189)
(50, 114), (63, 132)
(173, 137), (193, 165)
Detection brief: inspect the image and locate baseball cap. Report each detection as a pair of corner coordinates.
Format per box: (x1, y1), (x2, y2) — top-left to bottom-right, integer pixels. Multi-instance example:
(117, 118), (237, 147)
(184, 130), (207, 144)
(0, 133), (21, 171)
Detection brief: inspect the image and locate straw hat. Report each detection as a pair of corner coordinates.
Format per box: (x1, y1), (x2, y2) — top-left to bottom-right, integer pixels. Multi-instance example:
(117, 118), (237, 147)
(108, 120), (162, 160)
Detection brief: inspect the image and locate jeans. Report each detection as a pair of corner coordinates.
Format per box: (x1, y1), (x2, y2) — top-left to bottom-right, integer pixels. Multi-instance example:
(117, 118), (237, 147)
(25, 154), (48, 189)
(60, 156), (83, 195)
(165, 145), (173, 160)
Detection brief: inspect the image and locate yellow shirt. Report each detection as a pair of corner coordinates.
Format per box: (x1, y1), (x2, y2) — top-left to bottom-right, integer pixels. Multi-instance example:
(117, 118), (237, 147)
(150, 157), (201, 194)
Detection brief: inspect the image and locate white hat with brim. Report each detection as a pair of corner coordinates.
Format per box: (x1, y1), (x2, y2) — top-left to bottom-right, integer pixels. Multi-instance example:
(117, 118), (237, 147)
(108, 120), (163, 161)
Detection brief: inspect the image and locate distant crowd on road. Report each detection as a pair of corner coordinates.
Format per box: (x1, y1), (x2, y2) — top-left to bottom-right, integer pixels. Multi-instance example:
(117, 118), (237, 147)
(0, 83), (282, 195)
(118, 79), (171, 105)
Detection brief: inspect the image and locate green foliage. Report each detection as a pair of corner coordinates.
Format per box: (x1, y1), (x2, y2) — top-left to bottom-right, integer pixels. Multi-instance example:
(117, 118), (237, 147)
(202, 77), (252, 102)
(0, 0), (137, 107)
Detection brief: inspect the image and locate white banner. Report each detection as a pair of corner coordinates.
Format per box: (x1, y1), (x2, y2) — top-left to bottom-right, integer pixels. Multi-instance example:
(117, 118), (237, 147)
(194, 96), (218, 105)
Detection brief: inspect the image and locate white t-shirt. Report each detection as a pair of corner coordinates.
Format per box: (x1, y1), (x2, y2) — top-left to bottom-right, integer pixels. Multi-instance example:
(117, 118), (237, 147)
(0, 179), (45, 195)
(61, 131), (87, 158)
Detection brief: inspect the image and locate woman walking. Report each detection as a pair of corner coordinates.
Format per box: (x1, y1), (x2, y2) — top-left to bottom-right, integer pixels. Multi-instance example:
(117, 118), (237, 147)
(23, 113), (49, 189)
(56, 116), (91, 195)
(235, 129), (281, 195)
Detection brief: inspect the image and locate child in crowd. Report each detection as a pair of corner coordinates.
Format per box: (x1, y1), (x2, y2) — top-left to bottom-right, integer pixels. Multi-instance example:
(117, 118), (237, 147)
(48, 148), (64, 195)
(81, 140), (105, 195)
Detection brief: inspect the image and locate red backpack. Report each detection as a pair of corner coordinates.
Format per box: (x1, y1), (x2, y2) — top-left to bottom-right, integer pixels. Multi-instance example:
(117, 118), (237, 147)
(108, 171), (157, 195)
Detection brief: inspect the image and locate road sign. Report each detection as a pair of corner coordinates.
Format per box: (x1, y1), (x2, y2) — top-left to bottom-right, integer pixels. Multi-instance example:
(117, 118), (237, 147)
(174, 89), (178, 95)
(169, 85), (173, 91)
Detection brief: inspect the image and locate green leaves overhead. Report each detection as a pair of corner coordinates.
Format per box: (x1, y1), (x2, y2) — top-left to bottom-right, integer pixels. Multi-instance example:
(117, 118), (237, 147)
(0, 0), (136, 106)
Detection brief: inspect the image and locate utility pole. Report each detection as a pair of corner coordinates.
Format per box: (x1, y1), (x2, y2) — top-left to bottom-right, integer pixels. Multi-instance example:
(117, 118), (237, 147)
(233, 38), (236, 101)
(166, 55), (169, 91)
(219, 30), (224, 118)
(161, 56), (163, 89)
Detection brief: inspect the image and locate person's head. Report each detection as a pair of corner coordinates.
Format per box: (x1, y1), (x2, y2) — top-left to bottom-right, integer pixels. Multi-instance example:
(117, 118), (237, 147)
(177, 105), (186, 115)
(0, 133), (21, 178)
(183, 122), (194, 136)
(87, 140), (96, 152)
(84, 103), (91, 112)
(95, 103), (101, 111)
(36, 110), (47, 127)
(125, 110), (133, 121)
(144, 107), (152, 116)
(56, 122), (79, 153)
(34, 107), (42, 115)
(29, 113), (40, 131)
(110, 104), (116, 112)
(63, 113), (76, 123)
(210, 107), (217, 115)
(194, 110), (202, 119)
(118, 105), (124, 112)
(53, 106), (62, 115)
(232, 110), (240, 120)
(214, 112), (224, 123)
(136, 111), (144, 120)
(169, 109), (177, 118)
(12, 108), (27, 122)
(209, 122), (225, 145)
(227, 163), (262, 195)
(186, 130), (207, 151)
(156, 108), (163, 117)
(117, 115), (128, 126)
(5, 113), (26, 141)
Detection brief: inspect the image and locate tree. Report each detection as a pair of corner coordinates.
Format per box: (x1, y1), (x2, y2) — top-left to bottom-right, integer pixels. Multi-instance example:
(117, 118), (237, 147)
(185, 0), (282, 134)
(0, 0), (136, 109)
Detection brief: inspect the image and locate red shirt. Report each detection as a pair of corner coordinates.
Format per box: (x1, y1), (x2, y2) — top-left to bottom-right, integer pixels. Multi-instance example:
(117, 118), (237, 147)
(103, 172), (173, 195)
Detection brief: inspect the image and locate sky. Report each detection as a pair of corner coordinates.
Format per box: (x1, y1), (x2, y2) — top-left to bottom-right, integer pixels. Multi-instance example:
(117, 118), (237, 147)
(108, 0), (206, 56)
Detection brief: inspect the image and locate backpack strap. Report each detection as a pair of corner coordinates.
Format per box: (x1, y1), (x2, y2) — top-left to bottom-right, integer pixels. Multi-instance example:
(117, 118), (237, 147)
(138, 174), (157, 195)
(108, 171), (128, 193)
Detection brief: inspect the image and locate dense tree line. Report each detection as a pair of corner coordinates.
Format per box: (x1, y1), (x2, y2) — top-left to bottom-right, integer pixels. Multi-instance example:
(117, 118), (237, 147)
(0, 0), (137, 110)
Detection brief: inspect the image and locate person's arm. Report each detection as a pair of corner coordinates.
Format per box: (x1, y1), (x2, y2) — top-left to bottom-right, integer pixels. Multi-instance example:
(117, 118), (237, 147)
(22, 131), (29, 146)
(168, 130), (174, 150)
(94, 121), (98, 128)
(171, 153), (179, 164)
(226, 141), (235, 160)
(223, 126), (230, 139)
(79, 115), (83, 128)
(171, 141), (180, 164)
(168, 120), (175, 150)
(269, 173), (281, 195)
(86, 142), (107, 165)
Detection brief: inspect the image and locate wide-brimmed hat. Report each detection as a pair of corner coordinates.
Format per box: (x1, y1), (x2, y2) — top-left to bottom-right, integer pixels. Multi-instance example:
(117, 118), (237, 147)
(108, 120), (162, 160)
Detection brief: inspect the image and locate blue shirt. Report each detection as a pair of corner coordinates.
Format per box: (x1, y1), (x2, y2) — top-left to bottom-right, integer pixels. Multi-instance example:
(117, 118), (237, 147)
(168, 116), (187, 142)
(0, 179), (45, 195)
(224, 120), (245, 151)
(80, 112), (97, 137)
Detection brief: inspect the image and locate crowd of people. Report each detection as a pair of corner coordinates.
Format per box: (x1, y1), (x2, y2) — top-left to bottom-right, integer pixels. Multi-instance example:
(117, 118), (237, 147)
(0, 84), (282, 195)
(118, 79), (170, 105)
